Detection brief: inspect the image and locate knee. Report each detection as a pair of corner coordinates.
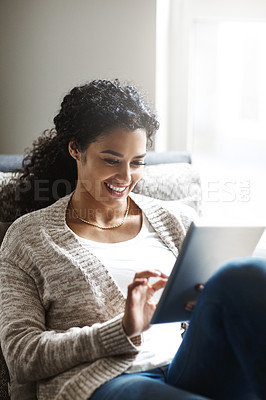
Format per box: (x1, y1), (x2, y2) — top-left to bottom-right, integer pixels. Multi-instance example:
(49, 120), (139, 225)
(212, 256), (266, 285)
(202, 257), (266, 305)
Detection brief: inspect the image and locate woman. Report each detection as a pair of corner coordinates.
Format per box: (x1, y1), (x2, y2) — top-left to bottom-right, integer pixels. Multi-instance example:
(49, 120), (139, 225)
(0, 80), (265, 400)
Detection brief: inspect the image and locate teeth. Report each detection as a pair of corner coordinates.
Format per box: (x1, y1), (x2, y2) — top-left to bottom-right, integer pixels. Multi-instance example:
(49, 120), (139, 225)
(106, 183), (127, 192)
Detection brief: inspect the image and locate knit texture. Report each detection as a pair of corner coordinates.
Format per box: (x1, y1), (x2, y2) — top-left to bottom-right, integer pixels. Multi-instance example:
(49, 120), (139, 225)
(0, 193), (196, 400)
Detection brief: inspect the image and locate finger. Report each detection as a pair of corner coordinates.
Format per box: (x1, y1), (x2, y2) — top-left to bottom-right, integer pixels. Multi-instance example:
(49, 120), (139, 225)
(184, 302), (195, 311)
(184, 285), (204, 311)
(150, 278), (168, 292)
(134, 270), (168, 280)
(146, 296), (157, 305)
(195, 283), (204, 291)
(127, 278), (148, 293)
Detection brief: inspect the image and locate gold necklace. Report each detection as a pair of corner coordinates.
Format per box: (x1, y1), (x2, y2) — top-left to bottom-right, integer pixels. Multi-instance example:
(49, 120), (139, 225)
(69, 196), (131, 230)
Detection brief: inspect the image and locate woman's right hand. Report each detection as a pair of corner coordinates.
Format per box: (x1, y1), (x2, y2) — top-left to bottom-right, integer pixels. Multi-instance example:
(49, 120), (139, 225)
(122, 270), (168, 338)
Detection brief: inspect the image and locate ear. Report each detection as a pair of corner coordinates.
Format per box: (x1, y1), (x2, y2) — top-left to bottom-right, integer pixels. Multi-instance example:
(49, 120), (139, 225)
(68, 141), (80, 161)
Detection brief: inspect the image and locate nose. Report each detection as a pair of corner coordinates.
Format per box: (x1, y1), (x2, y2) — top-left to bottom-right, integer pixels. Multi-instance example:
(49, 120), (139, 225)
(116, 163), (131, 184)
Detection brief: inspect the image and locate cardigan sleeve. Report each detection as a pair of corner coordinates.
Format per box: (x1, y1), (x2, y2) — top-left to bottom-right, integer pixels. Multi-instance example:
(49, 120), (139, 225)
(0, 258), (141, 385)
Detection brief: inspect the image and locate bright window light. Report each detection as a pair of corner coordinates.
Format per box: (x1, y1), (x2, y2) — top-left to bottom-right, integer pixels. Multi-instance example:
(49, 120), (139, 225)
(189, 21), (266, 223)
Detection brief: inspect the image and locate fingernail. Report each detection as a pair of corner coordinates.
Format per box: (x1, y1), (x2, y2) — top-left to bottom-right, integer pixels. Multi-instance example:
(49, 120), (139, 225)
(195, 283), (204, 291)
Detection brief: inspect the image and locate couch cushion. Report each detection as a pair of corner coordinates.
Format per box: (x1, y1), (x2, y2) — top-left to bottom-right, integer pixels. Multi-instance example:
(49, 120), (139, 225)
(133, 163), (201, 212)
(0, 173), (20, 241)
(0, 172), (14, 186)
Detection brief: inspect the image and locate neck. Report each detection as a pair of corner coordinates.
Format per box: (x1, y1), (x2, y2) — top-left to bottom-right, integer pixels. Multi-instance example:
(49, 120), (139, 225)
(71, 191), (130, 226)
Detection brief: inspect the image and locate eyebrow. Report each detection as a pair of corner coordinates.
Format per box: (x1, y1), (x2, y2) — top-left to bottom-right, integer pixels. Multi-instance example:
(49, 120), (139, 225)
(100, 150), (147, 159)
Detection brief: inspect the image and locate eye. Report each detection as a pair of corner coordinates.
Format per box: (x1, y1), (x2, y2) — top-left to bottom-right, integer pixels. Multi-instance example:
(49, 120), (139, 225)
(131, 160), (146, 167)
(103, 158), (120, 165)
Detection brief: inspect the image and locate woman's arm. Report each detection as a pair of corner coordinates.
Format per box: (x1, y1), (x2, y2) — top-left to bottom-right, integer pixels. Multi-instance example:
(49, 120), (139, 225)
(0, 259), (140, 384)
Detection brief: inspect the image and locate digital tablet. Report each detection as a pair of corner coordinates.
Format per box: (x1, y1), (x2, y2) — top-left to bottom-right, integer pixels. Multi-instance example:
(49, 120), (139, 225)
(151, 221), (265, 324)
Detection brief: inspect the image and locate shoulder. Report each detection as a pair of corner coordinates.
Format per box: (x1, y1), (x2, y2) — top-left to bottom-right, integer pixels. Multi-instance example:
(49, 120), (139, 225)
(2, 209), (43, 246)
(0, 195), (71, 255)
(131, 193), (197, 255)
(131, 192), (197, 232)
(160, 200), (198, 233)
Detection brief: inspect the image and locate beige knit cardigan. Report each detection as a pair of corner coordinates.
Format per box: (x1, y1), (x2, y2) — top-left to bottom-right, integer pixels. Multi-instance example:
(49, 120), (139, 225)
(0, 193), (196, 400)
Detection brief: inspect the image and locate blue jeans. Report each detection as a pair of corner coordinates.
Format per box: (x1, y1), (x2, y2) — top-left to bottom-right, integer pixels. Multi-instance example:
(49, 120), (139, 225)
(91, 257), (266, 400)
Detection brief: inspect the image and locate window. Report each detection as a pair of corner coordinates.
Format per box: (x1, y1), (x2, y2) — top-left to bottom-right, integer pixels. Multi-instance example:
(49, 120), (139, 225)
(189, 21), (266, 222)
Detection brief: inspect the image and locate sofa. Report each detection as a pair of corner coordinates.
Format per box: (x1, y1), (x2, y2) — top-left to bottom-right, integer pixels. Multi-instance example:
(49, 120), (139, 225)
(0, 151), (201, 399)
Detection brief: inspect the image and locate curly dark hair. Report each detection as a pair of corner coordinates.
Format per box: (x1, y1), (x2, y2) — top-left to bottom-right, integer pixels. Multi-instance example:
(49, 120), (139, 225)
(1, 79), (159, 222)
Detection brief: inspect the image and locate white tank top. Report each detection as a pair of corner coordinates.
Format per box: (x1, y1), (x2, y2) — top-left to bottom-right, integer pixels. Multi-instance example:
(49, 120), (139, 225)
(74, 214), (183, 372)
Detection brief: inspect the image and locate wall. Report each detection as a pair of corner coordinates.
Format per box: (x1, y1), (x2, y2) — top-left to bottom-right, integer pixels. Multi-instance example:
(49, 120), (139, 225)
(0, 0), (156, 154)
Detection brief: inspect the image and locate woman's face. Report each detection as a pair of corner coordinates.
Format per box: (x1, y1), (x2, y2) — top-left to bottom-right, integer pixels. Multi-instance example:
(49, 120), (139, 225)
(75, 127), (147, 208)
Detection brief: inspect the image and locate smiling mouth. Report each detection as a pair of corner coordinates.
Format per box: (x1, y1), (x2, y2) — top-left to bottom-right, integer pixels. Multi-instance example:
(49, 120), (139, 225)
(104, 182), (129, 194)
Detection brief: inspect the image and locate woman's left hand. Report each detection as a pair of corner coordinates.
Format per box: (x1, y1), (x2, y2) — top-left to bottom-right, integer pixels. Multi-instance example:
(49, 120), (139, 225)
(184, 283), (205, 312)
(122, 270), (168, 338)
